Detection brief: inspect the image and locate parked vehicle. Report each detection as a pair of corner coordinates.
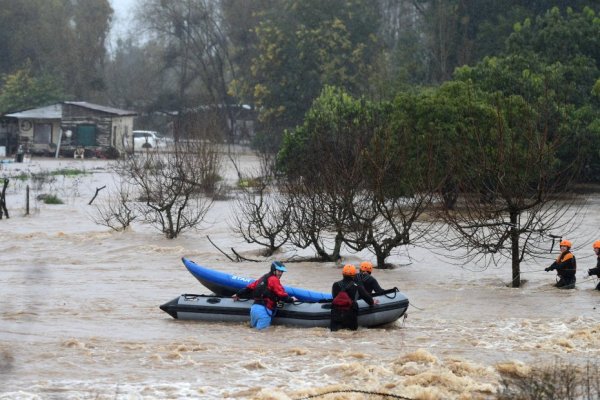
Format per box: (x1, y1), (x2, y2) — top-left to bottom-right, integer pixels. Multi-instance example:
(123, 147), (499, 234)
(133, 130), (163, 150)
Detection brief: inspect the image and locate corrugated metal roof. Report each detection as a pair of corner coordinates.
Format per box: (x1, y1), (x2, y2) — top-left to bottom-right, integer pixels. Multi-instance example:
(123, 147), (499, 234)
(5, 104), (62, 119)
(4, 102), (137, 119)
(63, 101), (137, 116)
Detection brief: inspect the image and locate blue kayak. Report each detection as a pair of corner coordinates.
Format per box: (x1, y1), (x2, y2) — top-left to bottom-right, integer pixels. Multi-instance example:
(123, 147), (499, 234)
(181, 257), (333, 302)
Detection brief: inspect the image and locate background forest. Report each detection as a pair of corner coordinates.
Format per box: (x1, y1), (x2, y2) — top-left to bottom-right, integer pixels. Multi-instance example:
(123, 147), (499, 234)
(2, 1), (599, 165)
(3, 0), (600, 285)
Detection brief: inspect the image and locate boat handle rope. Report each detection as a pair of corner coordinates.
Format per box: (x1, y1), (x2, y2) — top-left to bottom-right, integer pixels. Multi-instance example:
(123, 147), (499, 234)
(382, 287), (399, 298)
(234, 297), (252, 302)
(293, 388), (413, 399)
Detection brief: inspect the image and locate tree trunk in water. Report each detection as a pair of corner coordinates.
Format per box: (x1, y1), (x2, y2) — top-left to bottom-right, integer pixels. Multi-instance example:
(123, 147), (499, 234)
(331, 233), (343, 261)
(376, 253), (387, 269)
(510, 211), (521, 287)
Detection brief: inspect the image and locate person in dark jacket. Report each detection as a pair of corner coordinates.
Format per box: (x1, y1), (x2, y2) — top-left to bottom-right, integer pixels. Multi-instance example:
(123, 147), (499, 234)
(545, 239), (577, 289)
(233, 261), (297, 330)
(587, 240), (600, 290)
(330, 264), (377, 331)
(356, 261), (385, 295)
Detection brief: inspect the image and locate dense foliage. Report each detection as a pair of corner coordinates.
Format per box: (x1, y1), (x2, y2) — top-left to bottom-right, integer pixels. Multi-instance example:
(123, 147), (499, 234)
(0, 0), (112, 113)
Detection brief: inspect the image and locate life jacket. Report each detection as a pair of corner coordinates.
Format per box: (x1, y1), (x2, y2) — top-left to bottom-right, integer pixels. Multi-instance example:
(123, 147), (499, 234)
(253, 273), (276, 304)
(556, 250), (577, 275)
(556, 251), (573, 263)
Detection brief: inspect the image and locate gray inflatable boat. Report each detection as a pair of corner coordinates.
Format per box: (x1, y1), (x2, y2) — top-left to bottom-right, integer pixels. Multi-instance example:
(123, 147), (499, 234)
(160, 288), (409, 328)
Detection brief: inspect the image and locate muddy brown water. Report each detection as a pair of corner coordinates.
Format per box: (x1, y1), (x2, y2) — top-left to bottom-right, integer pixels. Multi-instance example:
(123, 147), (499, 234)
(1, 155), (599, 399)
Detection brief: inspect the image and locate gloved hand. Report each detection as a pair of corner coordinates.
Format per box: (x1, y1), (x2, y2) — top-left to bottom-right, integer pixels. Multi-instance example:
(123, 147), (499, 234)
(545, 267), (552, 272)
(589, 269), (593, 276)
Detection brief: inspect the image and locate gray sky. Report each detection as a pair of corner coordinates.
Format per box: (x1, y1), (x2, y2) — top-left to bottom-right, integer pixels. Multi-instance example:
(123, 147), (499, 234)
(110, 0), (136, 42)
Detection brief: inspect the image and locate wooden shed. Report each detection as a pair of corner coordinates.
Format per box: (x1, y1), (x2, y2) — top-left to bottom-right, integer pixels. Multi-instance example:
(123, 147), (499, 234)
(4, 101), (136, 158)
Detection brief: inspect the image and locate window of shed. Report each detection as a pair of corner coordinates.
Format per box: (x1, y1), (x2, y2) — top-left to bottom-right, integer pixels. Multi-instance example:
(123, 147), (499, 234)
(33, 123), (52, 144)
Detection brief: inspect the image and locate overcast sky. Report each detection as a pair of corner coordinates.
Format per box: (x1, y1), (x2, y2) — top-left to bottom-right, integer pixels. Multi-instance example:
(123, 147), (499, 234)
(109, 0), (136, 43)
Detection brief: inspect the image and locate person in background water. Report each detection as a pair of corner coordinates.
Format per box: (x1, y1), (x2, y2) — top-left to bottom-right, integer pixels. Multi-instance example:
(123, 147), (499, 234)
(587, 240), (600, 290)
(330, 264), (377, 331)
(356, 261), (385, 295)
(232, 261), (297, 330)
(545, 239), (577, 289)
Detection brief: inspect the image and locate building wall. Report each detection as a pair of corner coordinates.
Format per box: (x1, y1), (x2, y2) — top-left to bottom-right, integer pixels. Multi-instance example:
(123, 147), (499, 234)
(110, 116), (134, 152)
(61, 104), (113, 147)
(17, 120), (62, 154)
(61, 104), (134, 155)
(0, 120), (18, 155)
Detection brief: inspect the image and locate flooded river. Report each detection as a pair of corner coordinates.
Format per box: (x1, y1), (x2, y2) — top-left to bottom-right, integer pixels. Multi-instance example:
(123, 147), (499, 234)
(1, 153), (599, 399)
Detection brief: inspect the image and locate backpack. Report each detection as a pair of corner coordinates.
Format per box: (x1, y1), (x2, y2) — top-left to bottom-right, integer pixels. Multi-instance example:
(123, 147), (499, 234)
(332, 290), (353, 310)
(332, 282), (356, 311)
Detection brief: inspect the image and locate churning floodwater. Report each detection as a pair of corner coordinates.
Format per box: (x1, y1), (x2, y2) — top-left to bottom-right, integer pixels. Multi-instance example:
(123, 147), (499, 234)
(1, 150), (599, 399)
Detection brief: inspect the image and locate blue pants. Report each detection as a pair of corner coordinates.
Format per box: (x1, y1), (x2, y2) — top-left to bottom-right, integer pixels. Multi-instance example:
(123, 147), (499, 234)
(250, 304), (275, 330)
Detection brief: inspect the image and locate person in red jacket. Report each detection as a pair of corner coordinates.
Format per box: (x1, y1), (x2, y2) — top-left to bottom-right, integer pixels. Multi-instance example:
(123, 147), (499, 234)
(233, 261), (297, 330)
(545, 239), (577, 289)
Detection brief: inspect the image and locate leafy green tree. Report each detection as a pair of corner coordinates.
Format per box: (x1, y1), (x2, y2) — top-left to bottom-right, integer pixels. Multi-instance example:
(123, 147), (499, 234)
(506, 6), (600, 67)
(66, 0), (113, 99)
(221, 0), (275, 96)
(375, 1), (600, 88)
(279, 86), (437, 267)
(278, 86), (377, 261)
(455, 6), (600, 181)
(0, 0), (72, 77)
(0, 0), (112, 102)
(436, 85), (582, 288)
(0, 65), (63, 113)
(231, 0), (381, 152)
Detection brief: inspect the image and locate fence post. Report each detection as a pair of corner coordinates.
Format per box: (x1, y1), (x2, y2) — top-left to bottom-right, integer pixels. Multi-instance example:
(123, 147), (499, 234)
(25, 185), (29, 216)
(0, 178), (8, 219)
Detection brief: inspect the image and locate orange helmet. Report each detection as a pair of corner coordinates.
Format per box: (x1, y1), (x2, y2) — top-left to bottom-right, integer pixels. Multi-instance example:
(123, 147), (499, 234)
(360, 261), (373, 273)
(342, 264), (356, 276)
(560, 239), (572, 248)
(593, 240), (600, 249)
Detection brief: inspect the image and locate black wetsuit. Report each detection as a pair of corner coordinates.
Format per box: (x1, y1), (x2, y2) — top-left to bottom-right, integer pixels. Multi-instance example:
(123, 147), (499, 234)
(356, 272), (384, 295)
(330, 277), (374, 331)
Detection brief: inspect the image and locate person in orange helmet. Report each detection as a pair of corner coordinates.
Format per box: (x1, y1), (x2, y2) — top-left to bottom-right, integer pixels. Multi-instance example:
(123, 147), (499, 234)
(330, 264), (377, 331)
(356, 261), (385, 295)
(545, 239), (577, 289)
(587, 240), (600, 290)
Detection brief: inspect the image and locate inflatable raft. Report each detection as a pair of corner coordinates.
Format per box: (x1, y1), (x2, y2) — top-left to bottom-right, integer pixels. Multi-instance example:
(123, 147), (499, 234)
(160, 288), (408, 328)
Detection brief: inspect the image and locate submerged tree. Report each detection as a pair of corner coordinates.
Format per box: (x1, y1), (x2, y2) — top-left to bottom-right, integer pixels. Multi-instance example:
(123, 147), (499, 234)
(115, 141), (219, 239)
(92, 178), (137, 232)
(434, 81), (583, 287)
(230, 177), (291, 257)
(278, 86), (437, 267)
(283, 176), (346, 262)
